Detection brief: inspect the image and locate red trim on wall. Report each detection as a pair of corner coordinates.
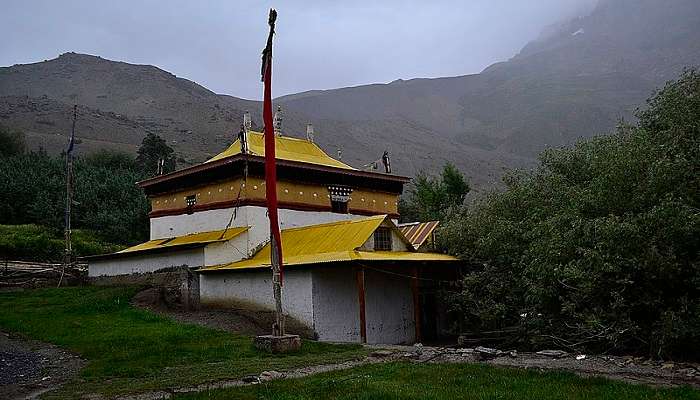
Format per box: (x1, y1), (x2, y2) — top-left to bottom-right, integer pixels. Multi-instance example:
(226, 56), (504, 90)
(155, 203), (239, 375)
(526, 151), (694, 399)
(356, 267), (367, 343)
(411, 265), (422, 344)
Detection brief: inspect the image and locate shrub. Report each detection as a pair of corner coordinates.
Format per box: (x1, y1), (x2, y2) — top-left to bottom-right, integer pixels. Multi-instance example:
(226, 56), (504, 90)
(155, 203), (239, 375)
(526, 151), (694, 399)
(441, 69), (700, 359)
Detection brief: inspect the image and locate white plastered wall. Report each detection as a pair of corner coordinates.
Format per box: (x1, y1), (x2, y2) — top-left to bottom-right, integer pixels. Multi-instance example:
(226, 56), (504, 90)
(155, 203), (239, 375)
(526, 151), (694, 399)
(88, 248), (204, 277)
(364, 268), (415, 344)
(311, 267), (361, 342)
(151, 205), (368, 253)
(199, 269), (315, 330)
(203, 234), (251, 266)
(152, 206), (367, 238)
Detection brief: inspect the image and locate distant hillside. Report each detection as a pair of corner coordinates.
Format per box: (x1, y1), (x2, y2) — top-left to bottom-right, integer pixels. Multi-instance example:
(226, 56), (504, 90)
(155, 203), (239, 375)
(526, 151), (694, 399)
(1, 0), (699, 189)
(0, 53), (263, 164)
(278, 0), (700, 168)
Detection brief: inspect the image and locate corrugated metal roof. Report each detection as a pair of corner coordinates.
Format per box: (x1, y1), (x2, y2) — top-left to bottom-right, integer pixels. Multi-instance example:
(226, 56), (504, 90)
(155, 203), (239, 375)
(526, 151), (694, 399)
(398, 221), (440, 250)
(202, 250), (457, 271)
(206, 131), (355, 170)
(200, 216), (456, 272)
(117, 226), (249, 255)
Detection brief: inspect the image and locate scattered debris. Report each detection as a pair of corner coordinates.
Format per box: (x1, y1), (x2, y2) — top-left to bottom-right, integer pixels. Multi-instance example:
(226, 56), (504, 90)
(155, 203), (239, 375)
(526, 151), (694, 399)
(576, 354), (587, 360)
(259, 370), (285, 382)
(413, 343), (424, 356)
(370, 350), (394, 358)
(536, 350), (568, 359)
(241, 375), (259, 384)
(474, 346), (503, 360)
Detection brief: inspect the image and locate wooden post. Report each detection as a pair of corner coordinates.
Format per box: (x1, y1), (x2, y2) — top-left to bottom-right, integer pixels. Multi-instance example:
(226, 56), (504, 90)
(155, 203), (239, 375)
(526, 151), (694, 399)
(271, 237), (284, 336)
(356, 267), (367, 343)
(411, 265), (422, 343)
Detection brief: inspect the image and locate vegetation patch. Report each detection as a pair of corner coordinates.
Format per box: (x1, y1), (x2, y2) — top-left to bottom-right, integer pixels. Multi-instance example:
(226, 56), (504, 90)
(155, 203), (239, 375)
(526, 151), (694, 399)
(0, 286), (367, 399)
(0, 224), (123, 261)
(439, 69), (700, 358)
(175, 362), (699, 400)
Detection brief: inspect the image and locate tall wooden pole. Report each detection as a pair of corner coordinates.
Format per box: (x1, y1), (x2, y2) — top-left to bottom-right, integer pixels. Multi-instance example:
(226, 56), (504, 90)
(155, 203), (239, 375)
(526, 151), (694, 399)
(261, 9), (284, 337)
(60, 105), (77, 286)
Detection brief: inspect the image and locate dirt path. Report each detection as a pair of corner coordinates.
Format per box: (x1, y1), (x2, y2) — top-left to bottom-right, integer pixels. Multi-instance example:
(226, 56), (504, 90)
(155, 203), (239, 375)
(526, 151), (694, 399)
(0, 331), (85, 400)
(116, 351), (403, 400)
(113, 344), (700, 400)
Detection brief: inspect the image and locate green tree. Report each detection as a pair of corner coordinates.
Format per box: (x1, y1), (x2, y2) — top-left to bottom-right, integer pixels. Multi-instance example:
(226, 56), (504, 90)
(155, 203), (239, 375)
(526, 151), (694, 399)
(0, 125), (26, 157)
(0, 149), (150, 248)
(441, 69), (700, 359)
(399, 162), (470, 222)
(136, 133), (176, 176)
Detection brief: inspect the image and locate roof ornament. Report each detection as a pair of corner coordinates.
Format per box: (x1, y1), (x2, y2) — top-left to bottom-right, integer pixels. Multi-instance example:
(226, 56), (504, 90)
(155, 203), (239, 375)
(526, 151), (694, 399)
(382, 150), (391, 173)
(306, 123), (314, 142)
(273, 105), (283, 136)
(243, 111), (252, 132)
(238, 123), (249, 154)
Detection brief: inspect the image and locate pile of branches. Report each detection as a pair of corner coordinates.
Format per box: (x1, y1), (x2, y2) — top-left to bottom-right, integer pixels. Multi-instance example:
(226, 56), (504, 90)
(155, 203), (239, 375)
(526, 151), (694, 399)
(0, 260), (86, 288)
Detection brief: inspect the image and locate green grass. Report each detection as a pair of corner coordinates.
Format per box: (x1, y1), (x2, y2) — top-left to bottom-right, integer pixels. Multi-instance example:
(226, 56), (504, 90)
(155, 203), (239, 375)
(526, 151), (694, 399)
(0, 286), (367, 398)
(177, 362), (700, 400)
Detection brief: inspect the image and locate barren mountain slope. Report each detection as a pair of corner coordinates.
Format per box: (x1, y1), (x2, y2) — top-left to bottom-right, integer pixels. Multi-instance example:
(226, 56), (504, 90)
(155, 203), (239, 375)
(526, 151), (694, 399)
(1, 0), (698, 189)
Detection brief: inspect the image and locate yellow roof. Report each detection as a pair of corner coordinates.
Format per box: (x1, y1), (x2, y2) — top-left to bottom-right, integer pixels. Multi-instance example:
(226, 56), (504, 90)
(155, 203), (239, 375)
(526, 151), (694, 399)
(206, 131), (356, 170)
(200, 216), (457, 271)
(117, 227), (249, 255)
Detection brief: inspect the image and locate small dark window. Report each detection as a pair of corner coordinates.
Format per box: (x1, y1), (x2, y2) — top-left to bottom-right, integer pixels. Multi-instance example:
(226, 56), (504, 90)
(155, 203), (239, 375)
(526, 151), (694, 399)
(328, 185), (353, 214)
(186, 195), (197, 207)
(374, 228), (392, 251)
(185, 195), (197, 214)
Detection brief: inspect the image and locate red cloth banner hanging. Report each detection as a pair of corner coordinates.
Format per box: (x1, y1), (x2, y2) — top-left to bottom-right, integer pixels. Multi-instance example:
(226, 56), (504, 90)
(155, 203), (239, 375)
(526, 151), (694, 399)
(261, 9), (284, 284)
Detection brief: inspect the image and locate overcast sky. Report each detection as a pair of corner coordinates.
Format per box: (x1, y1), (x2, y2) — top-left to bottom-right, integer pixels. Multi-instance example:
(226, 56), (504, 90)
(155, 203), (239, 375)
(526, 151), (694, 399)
(1, 0), (597, 99)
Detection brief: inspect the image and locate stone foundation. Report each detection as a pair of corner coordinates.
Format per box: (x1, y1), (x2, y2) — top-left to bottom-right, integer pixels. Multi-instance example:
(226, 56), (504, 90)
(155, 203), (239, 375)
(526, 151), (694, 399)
(89, 265), (200, 310)
(253, 334), (302, 353)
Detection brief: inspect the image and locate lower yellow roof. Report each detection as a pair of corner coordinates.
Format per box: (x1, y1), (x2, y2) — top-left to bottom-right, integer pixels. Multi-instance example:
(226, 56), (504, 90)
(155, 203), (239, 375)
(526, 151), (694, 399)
(200, 216), (457, 272)
(118, 227), (249, 255)
(206, 131), (355, 170)
(201, 250), (457, 271)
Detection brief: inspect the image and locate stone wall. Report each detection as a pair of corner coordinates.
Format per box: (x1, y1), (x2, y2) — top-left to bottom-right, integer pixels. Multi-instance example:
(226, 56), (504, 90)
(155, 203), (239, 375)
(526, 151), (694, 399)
(90, 265), (200, 310)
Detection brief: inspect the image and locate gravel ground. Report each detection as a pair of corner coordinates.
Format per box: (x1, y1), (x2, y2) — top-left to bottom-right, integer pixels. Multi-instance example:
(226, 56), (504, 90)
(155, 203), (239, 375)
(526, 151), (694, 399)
(0, 331), (85, 400)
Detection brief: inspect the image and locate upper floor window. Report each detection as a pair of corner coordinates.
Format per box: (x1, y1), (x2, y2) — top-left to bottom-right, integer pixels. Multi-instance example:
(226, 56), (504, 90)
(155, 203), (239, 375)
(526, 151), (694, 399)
(185, 194), (197, 207)
(374, 228), (392, 251)
(185, 194), (197, 214)
(328, 185), (353, 214)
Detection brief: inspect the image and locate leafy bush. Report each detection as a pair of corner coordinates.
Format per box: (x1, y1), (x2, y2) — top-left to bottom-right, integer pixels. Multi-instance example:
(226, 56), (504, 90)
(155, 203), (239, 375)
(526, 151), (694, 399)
(0, 224), (123, 262)
(0, 149), (150, 246)
(399, 162), (470, 222)
(441, 69), (700, 359)
(0, 124), (26, 156)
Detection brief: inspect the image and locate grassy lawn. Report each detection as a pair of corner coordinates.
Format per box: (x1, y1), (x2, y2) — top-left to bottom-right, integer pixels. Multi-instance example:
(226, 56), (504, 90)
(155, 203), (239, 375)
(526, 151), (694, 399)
(0, 286), (367, 399)
(178, 362), (700, 400)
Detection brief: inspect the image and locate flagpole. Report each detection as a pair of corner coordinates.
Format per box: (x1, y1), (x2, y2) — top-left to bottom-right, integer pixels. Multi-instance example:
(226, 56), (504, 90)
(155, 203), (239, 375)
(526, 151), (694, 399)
(261, 8), (285, 337)
(60, 105), (77, 287)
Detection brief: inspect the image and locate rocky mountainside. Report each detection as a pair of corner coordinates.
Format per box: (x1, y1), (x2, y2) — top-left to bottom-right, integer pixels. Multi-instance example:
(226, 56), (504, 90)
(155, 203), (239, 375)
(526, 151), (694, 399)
(1, 0), (698, 189)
